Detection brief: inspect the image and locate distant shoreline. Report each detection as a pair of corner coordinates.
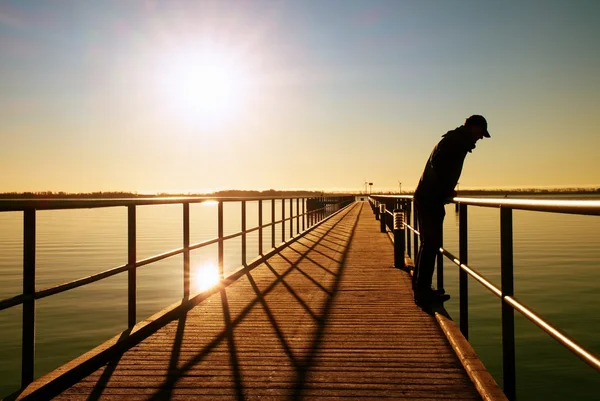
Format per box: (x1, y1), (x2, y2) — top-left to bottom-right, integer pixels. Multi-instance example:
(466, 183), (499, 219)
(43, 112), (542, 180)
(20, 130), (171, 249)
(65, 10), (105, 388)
(1, 188), (599, 199)
(0, 190), (331, 199)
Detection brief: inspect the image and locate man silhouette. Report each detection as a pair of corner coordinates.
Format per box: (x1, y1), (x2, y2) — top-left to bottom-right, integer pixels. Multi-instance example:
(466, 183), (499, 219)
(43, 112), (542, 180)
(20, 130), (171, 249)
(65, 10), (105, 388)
(413, 115), (491, 307)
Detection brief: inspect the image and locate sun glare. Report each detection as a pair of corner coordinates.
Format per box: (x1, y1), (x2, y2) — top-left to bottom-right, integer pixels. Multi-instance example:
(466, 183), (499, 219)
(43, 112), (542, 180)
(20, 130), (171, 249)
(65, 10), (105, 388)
(191, 262), (221, 293)
(160, 46), (250, 126)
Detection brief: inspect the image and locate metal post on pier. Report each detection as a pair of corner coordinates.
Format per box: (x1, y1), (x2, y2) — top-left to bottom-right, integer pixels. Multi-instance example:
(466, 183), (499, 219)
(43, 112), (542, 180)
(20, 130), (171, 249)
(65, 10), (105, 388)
(22, 208), (36, 387)
(258, 200), (263, 255)
(218, 201), (224, 277)
(271, 200), (275, 249)
(128, 205), (136, 329)
(241, 200), (247, 266)
(281, 199), (286, 243)
(501, 207), (516, 401)
(393, 209), (406, 269)
(379, 203), (386, 233)
(459, 203), (469, 339)
(413, 203), (419, 259)
(302, 198), (306, 231)
(289, 198), (293, 239)
(296, 198), (300, 235)
(183, 203), (190, 299)
(406, 201), (412, 258)
(437, 231), (444, 292)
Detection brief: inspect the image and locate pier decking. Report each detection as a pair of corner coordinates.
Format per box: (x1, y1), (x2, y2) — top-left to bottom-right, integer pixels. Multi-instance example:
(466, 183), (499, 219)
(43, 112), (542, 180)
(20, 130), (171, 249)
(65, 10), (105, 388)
(16, 202), (492, 400)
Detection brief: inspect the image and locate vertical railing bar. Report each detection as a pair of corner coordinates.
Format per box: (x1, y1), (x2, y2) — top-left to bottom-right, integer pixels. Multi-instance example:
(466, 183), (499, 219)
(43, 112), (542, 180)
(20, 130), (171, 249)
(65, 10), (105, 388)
(218, 201), (224, 277)
(289, 197), (293, 238)
(459, 203), (469, 339)
(319, 197), (323, 222)
(407, 200), (412, 258)
(296, 198), (300, 235)
(302, 198), (306, 231)
(281, 198), (286, 243)
(22, 208), (36, 387)
(127, 205), (136, 329)
(501, 207), (516, 401)
(258, 200), (263, 255)
(241, 200), (247, 266)
(183, 203), (190, 299)
(437, 228), (444, 291)
(271, 199), (275, 249)
(413, 200), (419, 259)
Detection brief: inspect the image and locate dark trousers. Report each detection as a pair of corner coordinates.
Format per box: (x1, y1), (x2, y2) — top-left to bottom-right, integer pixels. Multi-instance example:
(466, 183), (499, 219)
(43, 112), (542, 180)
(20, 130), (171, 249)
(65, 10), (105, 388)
(414, 199), (445, 293)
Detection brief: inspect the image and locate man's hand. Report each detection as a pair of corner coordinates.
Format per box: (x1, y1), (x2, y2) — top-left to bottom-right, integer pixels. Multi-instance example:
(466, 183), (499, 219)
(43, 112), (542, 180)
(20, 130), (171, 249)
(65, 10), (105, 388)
(443, 190), (458, 205)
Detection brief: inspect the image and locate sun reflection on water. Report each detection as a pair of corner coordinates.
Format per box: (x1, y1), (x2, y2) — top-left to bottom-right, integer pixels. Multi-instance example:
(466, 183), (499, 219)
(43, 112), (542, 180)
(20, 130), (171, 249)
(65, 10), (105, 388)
(191, 263), (221, 292)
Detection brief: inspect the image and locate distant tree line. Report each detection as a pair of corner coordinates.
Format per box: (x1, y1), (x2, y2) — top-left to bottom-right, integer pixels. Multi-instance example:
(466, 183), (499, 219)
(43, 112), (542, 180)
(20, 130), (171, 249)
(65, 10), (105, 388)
(0, 189), (343, 199)
(375, 187), (600, 196)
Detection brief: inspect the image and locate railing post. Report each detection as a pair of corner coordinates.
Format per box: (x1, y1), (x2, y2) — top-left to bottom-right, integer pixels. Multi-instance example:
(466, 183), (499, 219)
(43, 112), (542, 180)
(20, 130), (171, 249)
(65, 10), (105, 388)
(379, 203), (386, 233)
(289, 197), (293, 238)
(437, 226), (444, 292)
(281, 198), (286, 243)
(271, 200), (275, 248)
(302, 198), (306, 231)
(183, 203), (190, 299)
(501, 207), (516, 401)
(406, 201), (412, 258)
(375, 201), (380, 220)
(22, 208), (36, 387)
(258, 200), (263, 255)
(128, 205), (136, 328)
(296, 198), (300, 235)
(459, 203), (468, 339)
(319, 198), (323, 221)
(393, 209), (406, 269)
(218, 201), (224, 276)
(413, 201), (419, 259)
(241, 200), (247, 266)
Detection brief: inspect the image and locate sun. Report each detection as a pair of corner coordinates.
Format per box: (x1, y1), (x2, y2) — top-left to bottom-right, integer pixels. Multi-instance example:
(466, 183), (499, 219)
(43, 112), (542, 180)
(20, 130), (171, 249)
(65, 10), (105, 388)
(191, 262), (221, 293)
(159, 46), (250, 126)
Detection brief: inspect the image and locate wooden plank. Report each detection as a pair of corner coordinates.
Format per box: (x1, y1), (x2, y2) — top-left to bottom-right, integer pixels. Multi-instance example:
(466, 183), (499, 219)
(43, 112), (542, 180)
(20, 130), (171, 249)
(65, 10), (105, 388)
(33, 203), (484, 400)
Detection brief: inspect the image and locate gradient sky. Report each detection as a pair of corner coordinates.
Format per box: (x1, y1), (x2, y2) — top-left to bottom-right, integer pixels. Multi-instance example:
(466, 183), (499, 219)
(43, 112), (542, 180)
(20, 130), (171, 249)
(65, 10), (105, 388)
(1, 0), (599, 193)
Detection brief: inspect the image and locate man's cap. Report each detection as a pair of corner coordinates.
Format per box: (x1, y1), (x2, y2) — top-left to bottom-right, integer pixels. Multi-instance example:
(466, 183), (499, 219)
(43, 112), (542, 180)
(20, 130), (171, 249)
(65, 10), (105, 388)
(465, 115), (491, 138)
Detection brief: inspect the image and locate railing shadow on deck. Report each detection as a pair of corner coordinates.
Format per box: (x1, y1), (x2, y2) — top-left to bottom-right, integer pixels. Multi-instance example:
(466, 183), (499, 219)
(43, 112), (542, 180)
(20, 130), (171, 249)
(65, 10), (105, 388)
(9, 201), (360, 400)
(369, 194), (600, 401)
(120, 203), (359, 401)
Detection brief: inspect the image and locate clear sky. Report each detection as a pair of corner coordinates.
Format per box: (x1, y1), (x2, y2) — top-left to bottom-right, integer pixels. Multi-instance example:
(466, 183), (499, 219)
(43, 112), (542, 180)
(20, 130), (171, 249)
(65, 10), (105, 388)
(1, 0), (599, 193)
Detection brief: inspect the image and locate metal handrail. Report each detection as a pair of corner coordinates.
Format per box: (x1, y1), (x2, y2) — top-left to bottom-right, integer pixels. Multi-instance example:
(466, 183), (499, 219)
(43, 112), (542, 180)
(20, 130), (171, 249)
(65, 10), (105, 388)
(439, 246), (600, 371)
(0, 202), (335, 310)
(370, 193), (600, 215)
(369, 194), (600, 401)
(454, 197), (600, 216)
(0, 195), (341, 212)
(1, 195), (354, 389)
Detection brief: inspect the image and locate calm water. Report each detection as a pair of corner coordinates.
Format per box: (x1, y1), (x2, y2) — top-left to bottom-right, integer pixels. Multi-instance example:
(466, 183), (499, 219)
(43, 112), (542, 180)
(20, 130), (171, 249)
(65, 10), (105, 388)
(1, 198), (599, 399)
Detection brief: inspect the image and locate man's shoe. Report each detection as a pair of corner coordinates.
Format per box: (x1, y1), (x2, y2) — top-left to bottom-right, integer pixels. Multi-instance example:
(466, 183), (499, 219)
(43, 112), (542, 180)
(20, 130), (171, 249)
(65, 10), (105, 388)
(434, 292), (451, 303)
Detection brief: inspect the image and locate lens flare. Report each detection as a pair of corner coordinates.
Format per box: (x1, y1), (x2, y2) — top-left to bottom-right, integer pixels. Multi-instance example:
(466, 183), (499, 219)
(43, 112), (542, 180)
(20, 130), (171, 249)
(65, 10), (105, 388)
(191, 262), (221, 292)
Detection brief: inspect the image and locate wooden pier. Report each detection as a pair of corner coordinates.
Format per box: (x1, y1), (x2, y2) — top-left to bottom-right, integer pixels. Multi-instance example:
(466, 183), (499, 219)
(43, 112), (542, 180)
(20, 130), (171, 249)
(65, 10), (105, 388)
(14, 202), (504, 400)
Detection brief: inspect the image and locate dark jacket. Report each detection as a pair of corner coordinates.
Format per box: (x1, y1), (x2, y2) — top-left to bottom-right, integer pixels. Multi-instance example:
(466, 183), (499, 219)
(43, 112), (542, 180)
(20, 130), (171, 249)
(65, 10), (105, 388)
(414, 126), (476, 205)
